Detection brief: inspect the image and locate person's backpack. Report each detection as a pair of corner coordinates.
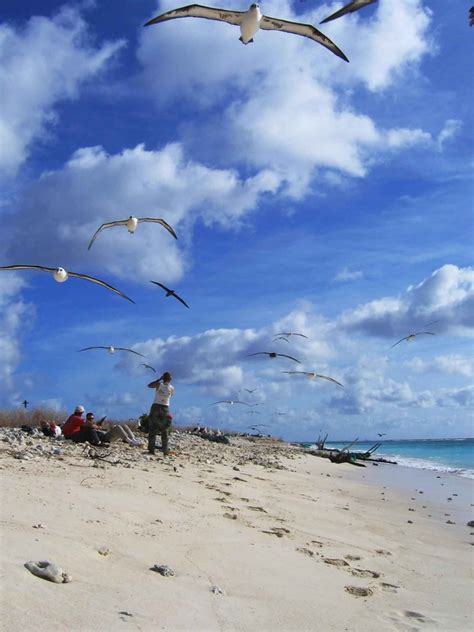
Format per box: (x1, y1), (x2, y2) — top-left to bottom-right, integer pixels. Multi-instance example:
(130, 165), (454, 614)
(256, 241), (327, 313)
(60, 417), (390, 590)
(138, 414), (150, 433)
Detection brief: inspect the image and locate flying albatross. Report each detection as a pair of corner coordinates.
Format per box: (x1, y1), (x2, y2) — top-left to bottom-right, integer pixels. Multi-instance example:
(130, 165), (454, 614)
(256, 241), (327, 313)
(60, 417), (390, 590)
(282, 370), (344, 387)
(0, 265), (134, 303)
(275, 332), (308, 339)
(320, 0), (377, 25)
(212, 400), (251, 406)
(141, 363), (157, 372)
(87, 216), (177, 250)
(150, 281), (190, 308)
(390, 331), (435, 349)
(78, 346), (146, 357)
(247, 351), (301, 364)
(144, 3), (349, 61)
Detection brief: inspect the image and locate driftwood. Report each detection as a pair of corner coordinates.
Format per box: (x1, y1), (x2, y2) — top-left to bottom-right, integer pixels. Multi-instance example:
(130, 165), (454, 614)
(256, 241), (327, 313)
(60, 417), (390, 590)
(315, 432), (329, 450)
(308, 439), (397, 467)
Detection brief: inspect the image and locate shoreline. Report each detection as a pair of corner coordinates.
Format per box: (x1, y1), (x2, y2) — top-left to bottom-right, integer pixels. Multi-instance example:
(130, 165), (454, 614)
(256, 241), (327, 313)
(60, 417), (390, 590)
(1, 430), (473, 631)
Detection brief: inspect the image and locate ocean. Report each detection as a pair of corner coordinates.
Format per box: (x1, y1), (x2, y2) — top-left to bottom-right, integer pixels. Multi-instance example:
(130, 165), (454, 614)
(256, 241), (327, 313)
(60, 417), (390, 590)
(307, 439), (474, 479)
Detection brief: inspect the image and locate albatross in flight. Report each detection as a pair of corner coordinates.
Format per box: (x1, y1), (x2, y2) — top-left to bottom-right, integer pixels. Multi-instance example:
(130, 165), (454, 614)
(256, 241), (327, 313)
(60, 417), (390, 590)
(150, 281), (190, 308)
(275, 332), (308, 339)
(283, 371), (344, 387)
(144, 3), (349, 61)
(0, 265), (134, 303)
(212, 400), (251, 406)
(320, 0), (377, 25)
(88, 216), (177, 250)
(78, 346), (146, 357)
(247, 352), (301, 364)
(390, 331), (435, 349)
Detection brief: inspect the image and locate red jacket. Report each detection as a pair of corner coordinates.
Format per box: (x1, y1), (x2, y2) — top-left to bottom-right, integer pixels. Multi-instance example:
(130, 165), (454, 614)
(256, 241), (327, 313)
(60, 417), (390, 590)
(63, 414), (84, 438)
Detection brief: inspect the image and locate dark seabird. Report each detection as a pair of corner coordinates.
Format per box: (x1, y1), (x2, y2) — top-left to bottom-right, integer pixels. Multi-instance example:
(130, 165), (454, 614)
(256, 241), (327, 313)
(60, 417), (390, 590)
(275, 332), (308, 339)
(272, 336), (290, 343)
(141, 363), (157, 372)
(88, 216), (177, 250)
(470, 6), (474, 26)
(0, 265), (134, 303)
(320, 0), (377, 25)
(78, 346), (146, 357)
(22, 400), (29, 409)
(247, 351), (301, 364)
(150, 281), (190, 308)
(282, 371), (344, 387)
(390, 332), (435, 349)
(144, 3), (349, 61)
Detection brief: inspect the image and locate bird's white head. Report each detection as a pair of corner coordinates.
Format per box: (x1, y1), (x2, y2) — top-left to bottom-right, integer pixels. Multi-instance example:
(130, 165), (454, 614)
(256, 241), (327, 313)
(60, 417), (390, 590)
(249, 3), (260, 10)
(126, 216), (138, 233)
(53, 267), (68, 283)
(108, 346), (115, 354)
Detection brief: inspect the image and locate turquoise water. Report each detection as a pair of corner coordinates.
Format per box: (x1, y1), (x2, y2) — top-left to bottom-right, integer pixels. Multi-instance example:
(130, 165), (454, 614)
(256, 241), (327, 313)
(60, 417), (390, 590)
(308, 439), (474, 479)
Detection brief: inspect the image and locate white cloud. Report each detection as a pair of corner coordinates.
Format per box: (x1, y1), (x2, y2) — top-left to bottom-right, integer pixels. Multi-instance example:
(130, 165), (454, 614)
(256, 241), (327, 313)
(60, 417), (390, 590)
(340, 264), (474, 338)
(334, 267), (364, 282)
(404, 355), (473, 377)
(5, 143), (280, 283)
(0, 5), (124, 175)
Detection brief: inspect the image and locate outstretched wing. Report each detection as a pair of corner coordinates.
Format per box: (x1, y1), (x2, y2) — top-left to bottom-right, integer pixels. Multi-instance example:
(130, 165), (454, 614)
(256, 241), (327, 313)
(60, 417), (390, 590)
(0, 264), (55, 273)
(144, 4), (243, 27)
(293, 333), (309, 338)
(282, 370), (306, 375)
(260, 15), (349, 61)
(172, 292), (190, 309)
(317, 374), (344, 388)
(273, 336), (289, 342)
(138, 218), (178, 240)
(414, 331), (435, 338)
(247, 352), (270, 358)
(68, 271), (135, 303)
(276, 353), (302, 364)
(320, 0), (376, 25)
(78, 346), (109, 352)
(150, 280), (171, 292)
(141, 363), (157, 372)
(116, 347), (146, 357)
(390, 336), (408, 349)
(87, 220), (127, 250)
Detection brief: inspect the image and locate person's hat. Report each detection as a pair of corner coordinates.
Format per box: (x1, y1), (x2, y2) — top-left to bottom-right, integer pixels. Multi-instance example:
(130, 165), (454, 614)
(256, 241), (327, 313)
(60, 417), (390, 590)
(74, 405), (85, 414)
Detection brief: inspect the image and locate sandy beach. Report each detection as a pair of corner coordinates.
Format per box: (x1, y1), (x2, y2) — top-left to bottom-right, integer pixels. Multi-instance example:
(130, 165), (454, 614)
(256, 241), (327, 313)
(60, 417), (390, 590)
(0, 430), (472, 632)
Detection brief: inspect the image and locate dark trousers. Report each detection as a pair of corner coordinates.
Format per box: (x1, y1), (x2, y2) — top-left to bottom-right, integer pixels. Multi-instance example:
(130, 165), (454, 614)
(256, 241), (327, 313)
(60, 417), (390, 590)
(70, 426), (101, 445)
(148, 403), (170, 454)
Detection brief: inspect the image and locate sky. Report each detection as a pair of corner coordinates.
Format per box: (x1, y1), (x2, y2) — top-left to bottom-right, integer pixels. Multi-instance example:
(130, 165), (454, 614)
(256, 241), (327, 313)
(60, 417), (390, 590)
(0, 0), (473, 441)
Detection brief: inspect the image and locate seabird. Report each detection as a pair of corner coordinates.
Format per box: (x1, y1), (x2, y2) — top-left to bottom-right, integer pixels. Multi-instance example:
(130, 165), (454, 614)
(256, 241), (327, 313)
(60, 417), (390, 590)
(212, 400), (251, 406)
(87, 216), (177, 250)
(78, 346), (146, 357)
(238, 388), (258, 393)
(390, 332), (435, 349)
(272, 336), (290, 343)
(247, 351), (301, 364)
(22, 400), (29, 409)
(377, 433), (386, 437)
(144, 3), (349, 61)
(282, 371), (344, 387)
(0, 265), (134, 303)
(470, 6), (474, 26)
(150, 281), (190, 308)
(275, 332), (308, 339)
(320, 0), (377, 25)
(141, 363), (157, 372)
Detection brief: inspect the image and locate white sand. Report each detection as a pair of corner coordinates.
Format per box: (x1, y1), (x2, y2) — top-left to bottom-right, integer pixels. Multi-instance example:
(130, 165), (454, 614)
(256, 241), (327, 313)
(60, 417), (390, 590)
(0, 435), (472, 631)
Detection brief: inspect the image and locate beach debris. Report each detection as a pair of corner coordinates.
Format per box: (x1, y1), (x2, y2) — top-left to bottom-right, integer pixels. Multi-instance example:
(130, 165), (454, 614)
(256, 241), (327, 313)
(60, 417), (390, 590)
(32, 524), (47, 529)
(119, 611), (133, 617)
(98, 546), (111, 556)
(151, 564), (175, 577)
(466, 520), (474, 528)
(344, 585), (373, 597)
(446, 520), (456, 525)
(25, 560), (72, 583)
(211, 585), (226, 596)
(407, 520), (413, 524)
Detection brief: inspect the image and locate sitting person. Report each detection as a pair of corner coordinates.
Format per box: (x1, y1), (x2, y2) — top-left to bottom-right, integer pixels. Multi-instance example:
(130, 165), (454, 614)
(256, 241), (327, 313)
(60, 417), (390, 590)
(40, 420), (54, 437)
(85, 412), (143, 447)
(49, 421), (62, 438)
(63, 405), (103, 446)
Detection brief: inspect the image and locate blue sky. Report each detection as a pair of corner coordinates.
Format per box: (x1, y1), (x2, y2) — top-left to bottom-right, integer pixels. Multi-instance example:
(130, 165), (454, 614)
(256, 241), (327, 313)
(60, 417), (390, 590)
(0, 0), (473, 440)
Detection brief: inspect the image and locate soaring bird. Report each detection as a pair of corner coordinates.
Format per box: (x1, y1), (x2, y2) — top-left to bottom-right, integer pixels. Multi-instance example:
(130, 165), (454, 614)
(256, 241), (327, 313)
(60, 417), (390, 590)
(87, 216), (177, 250)
(320, 0), (377, 25)
(282, 371), (344, 387)
(275, 332), (308, 339)
(239, 388), (258, 393)
(272, 336), (289, 343)
(150, 281), (189, 308)
(390, 332), (435, 349)
(247, 352), (301, 364)
(79, 346), (146, 357)
(377, 433), (386, 437)
(141, 363), (157, 372)
(144, 3), (349, 61)
(470, 6), (474, 26)
(212, 400), (251, 406)
(22, 400), (29, 409)
(0, 265), (134, 303)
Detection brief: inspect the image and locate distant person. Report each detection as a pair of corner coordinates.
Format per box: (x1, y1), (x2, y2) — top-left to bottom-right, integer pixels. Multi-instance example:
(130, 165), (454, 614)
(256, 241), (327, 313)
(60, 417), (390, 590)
(147, 372), (174, 455)
(49, 421), (62, 438)
(40, 420), (54, 437)
(84, 412), (143, 447)
(63, 405), (102, 445)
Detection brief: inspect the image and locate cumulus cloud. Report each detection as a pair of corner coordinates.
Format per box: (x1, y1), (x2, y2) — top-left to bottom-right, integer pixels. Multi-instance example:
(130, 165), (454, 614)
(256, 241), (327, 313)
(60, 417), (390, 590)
(5, 143), (280, 283)
(404, 355), (473, 377)
(333, 267), (364, 282)
(0, 5), (124, 175)
(340, 264), (474, 338)
(0, 276), (35, 404)
(138, 1), (435, 196)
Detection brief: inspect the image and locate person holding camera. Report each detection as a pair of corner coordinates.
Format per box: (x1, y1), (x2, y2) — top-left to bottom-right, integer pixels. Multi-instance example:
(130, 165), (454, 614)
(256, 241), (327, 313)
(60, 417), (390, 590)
(147, 371), (174, 455)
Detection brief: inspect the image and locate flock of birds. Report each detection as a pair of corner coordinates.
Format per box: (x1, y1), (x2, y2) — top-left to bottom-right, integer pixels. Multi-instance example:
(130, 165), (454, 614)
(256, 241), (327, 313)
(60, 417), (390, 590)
(2, 0), (455, 421)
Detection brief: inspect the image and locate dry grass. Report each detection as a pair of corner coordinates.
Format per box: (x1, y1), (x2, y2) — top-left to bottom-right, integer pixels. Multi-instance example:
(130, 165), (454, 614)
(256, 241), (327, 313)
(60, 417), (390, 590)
(0, 407), (68, 428)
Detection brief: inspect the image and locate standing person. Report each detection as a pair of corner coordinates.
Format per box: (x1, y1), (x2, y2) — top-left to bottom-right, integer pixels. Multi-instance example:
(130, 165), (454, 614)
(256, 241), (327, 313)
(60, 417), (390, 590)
(147, 372), (174, 455)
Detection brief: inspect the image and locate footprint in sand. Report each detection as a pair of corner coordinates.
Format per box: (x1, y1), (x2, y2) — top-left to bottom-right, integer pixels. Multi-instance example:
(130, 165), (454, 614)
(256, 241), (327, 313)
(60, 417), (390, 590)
(223, 512), (238, 520)
(324, 558), (350, 568)
(350, 568), (381, 579)
(345, 554), (362, 561)
(248, 506), (268, 513)
(345, 585), (373, 597)
(375, 549), (392, 556)
(262, 527), (290, 538)
(380, 582), (399, 593)
(403, 611), (433, 624)
(296, 547), (314, 557)
(308, 540), (324, 548)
